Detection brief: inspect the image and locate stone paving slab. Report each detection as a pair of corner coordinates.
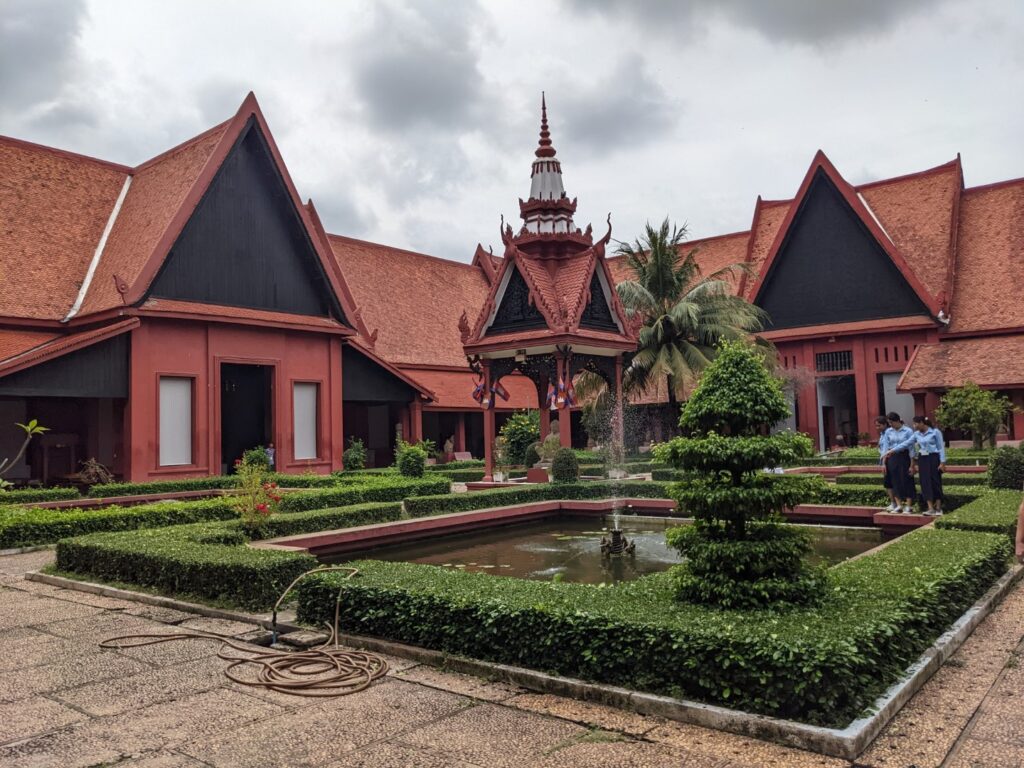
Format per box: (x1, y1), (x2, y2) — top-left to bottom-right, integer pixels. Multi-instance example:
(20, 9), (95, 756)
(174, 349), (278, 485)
(399, 701), (587, 768)
(0, 695), (85, 745)
(0, 649), (151, 704)
(325, 741), (483, 768)
(505, 692), (664, 737)
(0, 627), (104, 673)
(394, 663), (526, 701)
(179, 679), (468, 767)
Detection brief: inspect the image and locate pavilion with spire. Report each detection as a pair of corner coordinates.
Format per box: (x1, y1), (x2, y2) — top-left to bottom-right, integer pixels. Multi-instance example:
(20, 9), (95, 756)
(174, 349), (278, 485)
(461, 95), (636, 480)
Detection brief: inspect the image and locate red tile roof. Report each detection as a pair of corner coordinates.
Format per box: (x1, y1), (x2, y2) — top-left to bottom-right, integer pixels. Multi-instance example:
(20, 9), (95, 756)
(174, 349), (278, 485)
(327, 234), (492, 367)
(0, 137), (129, 320)
(0, 328), (61, 363)
(78, 122), (230, 316)
(0, 319), (138, 376)
(899, 335), (1024, 390)
(947, 178), (1024, 334)
(408, 368), (535, 410)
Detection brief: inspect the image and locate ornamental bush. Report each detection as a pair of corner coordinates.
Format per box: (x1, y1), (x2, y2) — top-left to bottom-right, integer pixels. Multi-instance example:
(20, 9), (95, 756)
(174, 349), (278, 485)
(654, 341), (821, 609)
(935, 382), (1014, 450)
(988, 446), (1024, 489)
(395, 441), (427, 477)
(551, 448), (579, 483)
(523, 442), (541, 468)
(342, 437), (367, 471)
(499, 411), (540, 466)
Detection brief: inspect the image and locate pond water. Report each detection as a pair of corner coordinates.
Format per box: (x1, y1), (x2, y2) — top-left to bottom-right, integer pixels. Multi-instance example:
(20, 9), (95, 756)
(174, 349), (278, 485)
(324, 517), (886, 585)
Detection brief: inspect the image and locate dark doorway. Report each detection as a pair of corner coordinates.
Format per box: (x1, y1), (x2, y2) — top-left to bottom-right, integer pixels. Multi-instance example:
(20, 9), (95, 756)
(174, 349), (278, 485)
(815, 375), (858, 451)
(221, 363), (273, 472)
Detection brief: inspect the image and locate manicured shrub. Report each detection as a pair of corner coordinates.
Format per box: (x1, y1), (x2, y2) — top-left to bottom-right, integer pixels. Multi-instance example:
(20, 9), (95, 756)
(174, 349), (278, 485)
(523, 443), (541, 468)
(499, 411), (540, 466)
(0, 487), (80, 505)
(835, 472), (989, 487)
(297, 527), (1010, 727)
(937, 490), (1022, 539)
(988, 446), (1024, 490)
(818, 483), (988, 511)
(655, 342), (821, 608)
(342, 437), (367, 471)
(395, 441), (427, 477)
(89, 476), (232, 497)
(278, 475), (449, 513)
(241, 445), (272, 471)
(935, 382), (1013, 449)
(0, 497), (238, 549)
(427, 459), (484, 470)
(430, 468), (486, 482)
(551, 448), (579, 483)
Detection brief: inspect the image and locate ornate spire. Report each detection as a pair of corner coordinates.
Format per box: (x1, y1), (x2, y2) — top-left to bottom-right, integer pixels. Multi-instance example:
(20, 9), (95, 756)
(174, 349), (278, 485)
(536, 92), (555, 158)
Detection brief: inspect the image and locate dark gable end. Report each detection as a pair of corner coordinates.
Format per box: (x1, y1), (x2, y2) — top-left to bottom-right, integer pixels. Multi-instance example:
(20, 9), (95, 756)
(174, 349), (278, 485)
(146, 117), (345, 320)
(342, 346), (415, 402)
(578, 269), (618, 332)
(0, 335), (128, 398)
(487, 265), (547, 335)
(755, 169), (930, 330)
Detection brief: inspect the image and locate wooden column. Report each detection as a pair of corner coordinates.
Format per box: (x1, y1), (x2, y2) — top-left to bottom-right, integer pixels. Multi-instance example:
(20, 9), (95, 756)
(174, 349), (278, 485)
(482, 361), (495, 481)
(409, 398), (423, 444)
(455, 412), (467, 453)
(557, 353), (572, 448)
(1012, 392), (1024, 440)
(538, 374), (551, 438)
(799, 342), (819, 449)
(851, 338), (871, 444)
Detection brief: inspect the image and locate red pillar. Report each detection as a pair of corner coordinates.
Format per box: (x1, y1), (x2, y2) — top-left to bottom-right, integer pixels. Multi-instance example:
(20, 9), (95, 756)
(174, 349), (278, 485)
(455, 412), (467, 453)
(851, 338), (871, 445)
(913, 393), (927, 418)
(1011, 392), (1024, 440)
(482, 361), (495, 481)
(556, 353), (572, 449)
(539, 374), (551, 438)
(409, 398), (423, 444)
(800, 342), (819, 449)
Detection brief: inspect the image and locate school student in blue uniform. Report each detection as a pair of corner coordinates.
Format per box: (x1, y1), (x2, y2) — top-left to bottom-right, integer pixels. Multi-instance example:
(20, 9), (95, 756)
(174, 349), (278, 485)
(875, 415), (898, 512)
(907, 416), (946, 515)
(881, 412), (917, 514)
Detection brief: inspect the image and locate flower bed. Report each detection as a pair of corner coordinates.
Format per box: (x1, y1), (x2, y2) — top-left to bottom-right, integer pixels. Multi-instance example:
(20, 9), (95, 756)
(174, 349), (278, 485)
(297, 527), (1010, 727)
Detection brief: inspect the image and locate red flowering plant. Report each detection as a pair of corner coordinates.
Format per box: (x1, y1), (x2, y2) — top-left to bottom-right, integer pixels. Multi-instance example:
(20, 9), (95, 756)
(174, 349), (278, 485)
(234, 454), (282, 535)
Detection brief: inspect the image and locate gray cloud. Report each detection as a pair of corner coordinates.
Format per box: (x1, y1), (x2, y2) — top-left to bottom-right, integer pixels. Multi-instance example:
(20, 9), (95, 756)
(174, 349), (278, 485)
(308, 188), (376, 239)
(352, 0), (489, 131)
(0, 0), (87, 114)
(564, 0), (945, 44)
(554, 54), (679, 156)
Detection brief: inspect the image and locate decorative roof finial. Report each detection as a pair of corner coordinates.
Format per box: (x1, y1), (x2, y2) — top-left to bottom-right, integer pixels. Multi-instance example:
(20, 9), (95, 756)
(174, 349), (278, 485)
(536, 92), (555, 158)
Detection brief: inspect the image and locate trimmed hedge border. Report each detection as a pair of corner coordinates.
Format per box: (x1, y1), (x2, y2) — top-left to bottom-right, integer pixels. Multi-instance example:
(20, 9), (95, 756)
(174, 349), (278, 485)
(937, 490), (1023, 539)
(297, 527), (1010, 727)
(0, 497), (238, 549)
(1, 475), (450, 548)
(88, 472), (342, 498)
(796, 456), (988, 467)
(819, 483), (988, 511)
(835, 472), (990, 487)
(55, 502), (405, 609)
(0, 487), (80, 505)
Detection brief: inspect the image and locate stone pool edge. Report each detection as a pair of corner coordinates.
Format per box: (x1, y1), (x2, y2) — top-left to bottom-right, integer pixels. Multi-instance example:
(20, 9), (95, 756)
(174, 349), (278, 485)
(26, 562), (1023, 759)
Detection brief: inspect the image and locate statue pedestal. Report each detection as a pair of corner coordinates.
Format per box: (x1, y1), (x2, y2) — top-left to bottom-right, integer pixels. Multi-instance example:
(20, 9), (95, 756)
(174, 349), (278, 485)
(526, 467), (550, 483)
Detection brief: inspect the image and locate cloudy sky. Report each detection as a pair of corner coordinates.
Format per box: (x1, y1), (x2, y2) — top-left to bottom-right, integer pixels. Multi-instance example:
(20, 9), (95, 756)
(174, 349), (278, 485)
(3, 0), (1023, 260)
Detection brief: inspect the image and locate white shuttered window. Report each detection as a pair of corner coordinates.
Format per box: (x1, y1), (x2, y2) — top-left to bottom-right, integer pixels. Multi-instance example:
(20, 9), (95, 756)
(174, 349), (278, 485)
(159, 377), (193, 466)
(293, 382), (319, 460)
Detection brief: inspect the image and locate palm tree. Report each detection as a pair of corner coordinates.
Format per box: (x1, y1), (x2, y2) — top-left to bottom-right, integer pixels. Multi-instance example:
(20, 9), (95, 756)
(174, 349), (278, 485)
(615, 218), (767, 413)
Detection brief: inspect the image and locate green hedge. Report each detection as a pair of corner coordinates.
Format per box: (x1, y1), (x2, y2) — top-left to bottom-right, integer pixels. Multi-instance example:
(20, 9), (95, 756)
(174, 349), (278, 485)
(818, 483), (988, 510)
(403, 481), (674, 518)
(427, 460), (484, 470)
(0, 487), (80, 505)
(430, 468), (487, 482)
(297, 527), (1010, 727)
(797, 456), (988, 468)
(937, 490), (1022, 539)
(54, 502), (404, 609)
(88, 472), (342, 498)
(277, 476), (449, 512)
(835, 472), (990, 486)
(0, 497), (238, 549)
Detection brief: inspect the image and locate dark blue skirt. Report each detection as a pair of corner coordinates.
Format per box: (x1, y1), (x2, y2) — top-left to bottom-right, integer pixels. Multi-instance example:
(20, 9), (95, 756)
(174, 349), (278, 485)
(888, 450), (916, 500)
(918, 453), (943, 502)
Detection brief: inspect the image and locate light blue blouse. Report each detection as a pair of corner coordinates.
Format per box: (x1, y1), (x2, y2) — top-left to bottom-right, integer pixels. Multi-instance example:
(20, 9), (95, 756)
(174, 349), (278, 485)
(877, 428), (893, 464)
(887, 425), (915, 455)
(891, 427), (946, 463)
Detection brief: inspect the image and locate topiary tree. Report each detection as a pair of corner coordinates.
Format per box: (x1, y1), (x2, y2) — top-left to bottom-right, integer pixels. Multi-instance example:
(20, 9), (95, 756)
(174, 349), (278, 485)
(523, 442), (541, 468)
(551, 447), (579, 483)
(395, 441), (427, 477)
(988, 446), (1024, 489)
(499, 411), (540, 466)
(654, 341), (824, 609)
(935, 382), (1013, 450)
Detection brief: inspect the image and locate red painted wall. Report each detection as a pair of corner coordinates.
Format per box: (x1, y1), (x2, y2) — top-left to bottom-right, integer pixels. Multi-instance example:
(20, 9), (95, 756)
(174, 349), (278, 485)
(125, 319), (343, 481)
(775, 327), (940, 445)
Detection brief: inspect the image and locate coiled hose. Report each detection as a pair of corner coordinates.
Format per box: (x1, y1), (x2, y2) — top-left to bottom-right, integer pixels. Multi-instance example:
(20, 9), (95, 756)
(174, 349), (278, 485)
(100, 566), (388, 697)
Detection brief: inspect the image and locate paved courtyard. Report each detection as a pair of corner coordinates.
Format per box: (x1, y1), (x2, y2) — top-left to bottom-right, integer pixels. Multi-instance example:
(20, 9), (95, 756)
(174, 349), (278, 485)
(1, 549), (1023, 768)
